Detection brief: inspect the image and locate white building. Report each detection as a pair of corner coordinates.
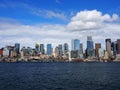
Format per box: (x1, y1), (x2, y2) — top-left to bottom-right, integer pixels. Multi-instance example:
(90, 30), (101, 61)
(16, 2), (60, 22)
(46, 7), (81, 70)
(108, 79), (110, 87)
(3, 47), (9, 57)
(98, 48), (104, 58)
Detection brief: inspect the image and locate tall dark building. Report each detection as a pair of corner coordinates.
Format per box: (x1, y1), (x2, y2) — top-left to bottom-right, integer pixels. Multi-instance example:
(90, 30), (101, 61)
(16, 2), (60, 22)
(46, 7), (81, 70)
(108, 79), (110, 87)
(40, 44), (44, 54)
(95, 43), (101, 57)
(47, 44), (52, 55)
(35, 43), (39, 53)
(105, 38), (111, 56)
(87, 36), (94, 50)
(15, 43), (20, 54)
(117, 39), (120, 54)
(72, 39), (80, 50)
(58, 44), (63, 56)
(71, 50), (79, 58)
(63, 43), (69, 53)
(80, 43), (83, 54)
(111, 41), (117, 55)
(86, 36), (94, 57)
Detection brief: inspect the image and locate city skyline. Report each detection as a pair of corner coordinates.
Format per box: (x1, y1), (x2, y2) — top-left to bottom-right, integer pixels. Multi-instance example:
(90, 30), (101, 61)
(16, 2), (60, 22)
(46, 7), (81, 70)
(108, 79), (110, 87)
(1, 36), (120, 62)
(0, 0), (120, 49)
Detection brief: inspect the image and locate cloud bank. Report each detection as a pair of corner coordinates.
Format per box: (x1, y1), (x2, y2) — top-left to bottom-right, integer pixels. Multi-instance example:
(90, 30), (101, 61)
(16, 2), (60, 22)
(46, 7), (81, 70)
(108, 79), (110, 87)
(67, 10), (119, 31)
(0, 10), (120, 50)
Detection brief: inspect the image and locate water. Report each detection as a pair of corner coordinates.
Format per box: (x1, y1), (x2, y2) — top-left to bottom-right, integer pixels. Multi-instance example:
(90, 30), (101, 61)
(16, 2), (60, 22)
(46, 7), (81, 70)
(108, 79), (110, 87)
(0, 62), (120, 90)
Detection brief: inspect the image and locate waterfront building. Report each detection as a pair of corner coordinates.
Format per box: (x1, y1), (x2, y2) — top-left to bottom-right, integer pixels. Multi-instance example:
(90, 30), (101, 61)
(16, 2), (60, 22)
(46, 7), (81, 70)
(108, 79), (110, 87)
(105, 38), (112, 56)
(63, 43), (69, 57)
(68, 51), (72, 61)
(10, 50), (17, 57)
(21, 47), (32, 56)
(15, 43), (20, 54)
(104, 51), (109, 60)
(6, 46), (16, 57)
(3, 47), (9, 57)
(26, 47), (33, 55)
(117, 39), (120, 54)
(47, 44), (52, 56)
(95, 43), (101, 57)
(71, 50), (79, 58)
(79, 43), (83, 58)
(63, 43), (69, 53)
(20, 50), (24, 59)
(55, 46), (59, 57)
(40, 44), (45, 54)
(111, 41), (117, 55)
(72, 39), (80, 50)
(0, 49), (3, 57)
(80, 43), (83, 54)
(35, 43), (39, 53)
(115, 54), (120, 61)
(86, 36), (94, 57)
(87, 36), (94, 50)
(21, 47), (26, 56)
(98, 48), (104, 58)
(58, 44), (63, 56)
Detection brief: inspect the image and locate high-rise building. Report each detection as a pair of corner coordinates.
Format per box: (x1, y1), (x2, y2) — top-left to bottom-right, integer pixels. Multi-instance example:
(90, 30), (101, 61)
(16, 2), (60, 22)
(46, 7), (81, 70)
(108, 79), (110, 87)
(95, 43), (101, 57)
(3, 47), (9, 57)
(111, 41), (117, 55)
(98, 48), (104, 58)
(86, 36), (94, 57)
(71, 50), (79, 58)
(47, 44), (52, 56)
(63, 43), (69, 58)
(0, 49), (3, 57)
(63, 43), (69, 53)
(80, 43), (83, 54)
(87, 36), (94, 50)
(79, 43), (83, 58)
(35, 43), (39, 52)
(15, 43), (20, 54)
(58, 44), (63, 56)
(40, 44), (44, 54)
(105, 38), (111, 56)
(55, 46), (59, 57)
(117, 39), (120, 54)
(72, 39), (80, 50)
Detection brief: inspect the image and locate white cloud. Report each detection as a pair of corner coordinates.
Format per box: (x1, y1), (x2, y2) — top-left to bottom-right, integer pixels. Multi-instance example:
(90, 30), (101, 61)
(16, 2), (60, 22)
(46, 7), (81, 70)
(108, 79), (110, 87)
(0, 1), (67, 21)
(0, 10), (120, 50)
(67, 10), (119, 31)
(32, 9), (67, 20)
(0, 21), (74, 49)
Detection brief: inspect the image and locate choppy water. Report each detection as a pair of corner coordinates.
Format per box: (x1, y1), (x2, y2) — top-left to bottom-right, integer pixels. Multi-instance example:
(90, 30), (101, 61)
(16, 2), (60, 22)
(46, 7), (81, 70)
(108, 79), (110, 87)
(0, 62), (120, 90)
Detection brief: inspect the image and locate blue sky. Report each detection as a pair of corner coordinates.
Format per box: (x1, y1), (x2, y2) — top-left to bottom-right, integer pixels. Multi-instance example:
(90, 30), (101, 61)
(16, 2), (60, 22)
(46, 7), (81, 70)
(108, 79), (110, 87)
(0, 0), (120, 49)
(0, 0), (120, 24)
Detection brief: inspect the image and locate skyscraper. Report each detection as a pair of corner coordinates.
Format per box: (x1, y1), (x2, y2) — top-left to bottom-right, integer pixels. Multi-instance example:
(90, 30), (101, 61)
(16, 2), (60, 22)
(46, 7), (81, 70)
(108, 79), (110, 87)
(58, 44), (63, 56)
(63, 43), (69, 58)
(35, 43), (39, 52)
(95, 43), (101, 57)
(15, 43), (20, 54)
(105, 38), (111, 56)
(117, 39), (120, 54)
(72, 39), (80, 50)
(47, 44), (52, 56)
(55, 46), (59, 57)
(111, 41), (117, 55)
(40, 44), (44, 54)
(86, 36), (94, 57)
(79, 43), (83, 58)
(87, 36), (94, 50)
(63, 43), (69, 53)
(80, 43), (83, 54)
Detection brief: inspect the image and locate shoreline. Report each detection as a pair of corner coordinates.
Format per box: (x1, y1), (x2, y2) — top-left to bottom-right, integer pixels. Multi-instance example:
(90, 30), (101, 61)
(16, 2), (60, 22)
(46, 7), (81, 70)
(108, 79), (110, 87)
(0, 60), (120, 63)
